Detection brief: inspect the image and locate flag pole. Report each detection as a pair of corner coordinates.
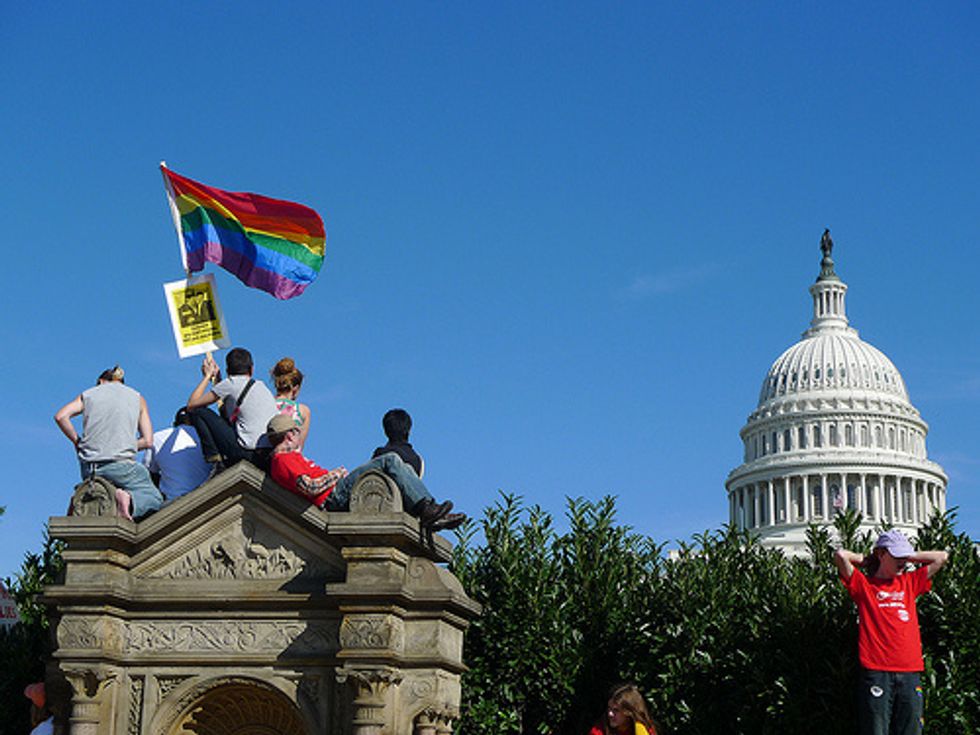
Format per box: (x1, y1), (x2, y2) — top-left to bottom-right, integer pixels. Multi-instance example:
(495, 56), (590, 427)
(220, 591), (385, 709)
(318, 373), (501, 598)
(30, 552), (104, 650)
(161, 161), (215, 374)
(160, 161), (189, 274)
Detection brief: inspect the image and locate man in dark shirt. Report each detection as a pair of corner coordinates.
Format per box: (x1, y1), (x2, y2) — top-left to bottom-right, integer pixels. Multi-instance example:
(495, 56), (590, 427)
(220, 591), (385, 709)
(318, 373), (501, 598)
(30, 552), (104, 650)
(269, 414), (465, 531)
(372, 408), (424, 477)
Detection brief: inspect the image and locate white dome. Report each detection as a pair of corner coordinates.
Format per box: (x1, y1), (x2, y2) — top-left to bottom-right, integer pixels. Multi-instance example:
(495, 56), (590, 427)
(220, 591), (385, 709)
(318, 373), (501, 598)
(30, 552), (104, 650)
(725, 233), (947, 556)
(758, 331), (909, 407)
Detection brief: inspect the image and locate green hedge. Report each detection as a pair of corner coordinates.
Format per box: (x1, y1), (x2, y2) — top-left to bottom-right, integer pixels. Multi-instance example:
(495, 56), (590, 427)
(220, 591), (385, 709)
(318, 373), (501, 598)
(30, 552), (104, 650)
(451, 496), (980, 735)
(0, 529), (63, 735)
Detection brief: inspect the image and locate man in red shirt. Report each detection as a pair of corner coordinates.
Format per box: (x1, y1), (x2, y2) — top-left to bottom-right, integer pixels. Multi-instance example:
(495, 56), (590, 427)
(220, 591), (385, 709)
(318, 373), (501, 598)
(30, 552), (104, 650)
(266, 415), (464, 530)
(835, 530), (948, 735)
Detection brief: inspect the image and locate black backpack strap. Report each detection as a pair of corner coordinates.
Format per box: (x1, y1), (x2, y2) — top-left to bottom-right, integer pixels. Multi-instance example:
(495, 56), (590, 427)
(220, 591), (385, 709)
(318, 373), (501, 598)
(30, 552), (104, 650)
(229, 379), (256, 424)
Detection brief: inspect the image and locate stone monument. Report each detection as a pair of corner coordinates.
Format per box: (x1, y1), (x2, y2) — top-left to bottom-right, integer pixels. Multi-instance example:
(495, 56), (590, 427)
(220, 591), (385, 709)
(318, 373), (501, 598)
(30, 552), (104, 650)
(42, 462), (480, 734)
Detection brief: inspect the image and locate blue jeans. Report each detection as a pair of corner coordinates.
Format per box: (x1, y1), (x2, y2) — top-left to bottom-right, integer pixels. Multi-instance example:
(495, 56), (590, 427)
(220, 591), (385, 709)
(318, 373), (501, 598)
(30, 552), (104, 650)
(79, 459), (164, 520)
(327, 452), (433, 511)
(858, 669), (923, 735)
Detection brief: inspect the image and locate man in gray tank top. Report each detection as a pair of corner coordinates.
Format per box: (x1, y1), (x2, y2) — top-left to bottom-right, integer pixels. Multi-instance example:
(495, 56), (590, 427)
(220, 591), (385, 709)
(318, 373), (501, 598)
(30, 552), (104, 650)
(55, 366), (164, 520)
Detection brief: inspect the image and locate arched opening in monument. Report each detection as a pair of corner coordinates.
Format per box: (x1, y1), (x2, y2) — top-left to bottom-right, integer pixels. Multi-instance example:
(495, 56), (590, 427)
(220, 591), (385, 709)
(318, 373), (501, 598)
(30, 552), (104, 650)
(169, 682), (309, 735)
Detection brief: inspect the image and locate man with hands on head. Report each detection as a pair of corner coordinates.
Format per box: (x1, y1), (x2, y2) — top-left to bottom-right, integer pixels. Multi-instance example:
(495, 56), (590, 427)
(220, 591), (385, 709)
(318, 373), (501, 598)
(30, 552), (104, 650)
(834, 530), (948, 735)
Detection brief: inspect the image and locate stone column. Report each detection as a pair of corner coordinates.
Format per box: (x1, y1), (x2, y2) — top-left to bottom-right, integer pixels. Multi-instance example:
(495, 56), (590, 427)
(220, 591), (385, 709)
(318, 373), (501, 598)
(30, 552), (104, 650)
(336, 667), (404, 735)
(415, 707), (458, 735)
(65, 669), (113, 735)
(821, 475), (828, 521)
(802, 475), (810, 522)
(912, 480), (920, 525)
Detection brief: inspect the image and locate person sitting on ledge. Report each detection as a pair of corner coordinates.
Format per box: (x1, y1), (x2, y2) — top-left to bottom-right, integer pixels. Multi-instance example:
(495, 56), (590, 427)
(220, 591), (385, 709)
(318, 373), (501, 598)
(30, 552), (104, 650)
(54, 365), (163, 521)
(372, 408), (425, 478)
(143, 407), (211, 502)
(266, 415), (466, 531)
(186, 347), (279, 473)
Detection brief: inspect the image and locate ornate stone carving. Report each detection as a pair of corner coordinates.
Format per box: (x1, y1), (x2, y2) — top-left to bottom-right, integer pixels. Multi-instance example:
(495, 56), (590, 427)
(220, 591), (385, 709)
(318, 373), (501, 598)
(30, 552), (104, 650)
(64, 669), (116, 735)
(336, 667), (404, 730)
(58, 617), (125, 653)
(172, 682), (307, 735)
(148, 518), (331, 580)
(127, 677), (143, 735)
(415, 706), (458, 735)
(126, 620), (338, 655)
(409, 677), (435, 702)
(340, 614), (404, 651)
(70, 476), (118, 518)
(156, 675), (187, 700)
(349, 471), (402, 514)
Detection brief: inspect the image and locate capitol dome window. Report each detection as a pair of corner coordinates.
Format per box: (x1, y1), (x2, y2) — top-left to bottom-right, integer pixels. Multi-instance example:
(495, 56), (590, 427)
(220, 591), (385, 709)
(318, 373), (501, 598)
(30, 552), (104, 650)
(845, 425), (854, 446)
(829, 424), (838, 446)
(784, 429), (792, 451)
(889, 427), (896, 449)
(798, 426), (807, 449)
(875, 425), (883, 447)
(861, 425), (869, 446)
(772, 432), (778, 452)
(813, 425), (822, 447)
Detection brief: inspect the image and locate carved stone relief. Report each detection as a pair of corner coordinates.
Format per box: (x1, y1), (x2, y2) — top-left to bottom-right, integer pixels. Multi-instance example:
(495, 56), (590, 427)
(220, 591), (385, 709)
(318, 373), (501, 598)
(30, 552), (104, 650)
(147, 517), (332, 581)
(58, 616), (126, 654)
(70, 476), (119, 518)
(348, 471), (402, 514)
(170, 682), (307, 735)
(340, 614), (404, 652)
(127, 620), (338, 656)
(127, 677), (143, 735)
(156, 675), (188, 701)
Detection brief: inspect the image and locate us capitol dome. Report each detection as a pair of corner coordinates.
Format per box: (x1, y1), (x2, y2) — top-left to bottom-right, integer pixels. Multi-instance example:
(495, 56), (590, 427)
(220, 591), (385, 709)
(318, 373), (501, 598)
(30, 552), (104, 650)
(725, 231), (947, 554)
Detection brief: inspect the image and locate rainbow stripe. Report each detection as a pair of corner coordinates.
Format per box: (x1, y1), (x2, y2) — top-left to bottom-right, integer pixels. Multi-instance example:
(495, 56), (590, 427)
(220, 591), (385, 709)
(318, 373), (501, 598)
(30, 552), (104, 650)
(162, 166), (325, 300)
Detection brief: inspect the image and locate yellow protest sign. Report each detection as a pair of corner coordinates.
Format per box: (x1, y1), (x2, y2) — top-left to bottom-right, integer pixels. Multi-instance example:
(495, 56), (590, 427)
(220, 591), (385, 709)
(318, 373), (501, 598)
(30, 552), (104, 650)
(163, 274), (231, 358)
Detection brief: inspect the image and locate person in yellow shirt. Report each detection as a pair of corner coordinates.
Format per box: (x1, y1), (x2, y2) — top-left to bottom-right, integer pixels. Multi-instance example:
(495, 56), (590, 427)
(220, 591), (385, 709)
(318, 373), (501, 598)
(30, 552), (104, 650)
(589, 683), (659, 735)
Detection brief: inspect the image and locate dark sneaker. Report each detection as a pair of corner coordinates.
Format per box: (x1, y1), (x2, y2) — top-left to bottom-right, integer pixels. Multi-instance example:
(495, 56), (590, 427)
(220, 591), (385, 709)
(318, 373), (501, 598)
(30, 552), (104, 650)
(417, 499), (453, 525)
(429, 512), (467, 532)
(206, 460), (227, 481)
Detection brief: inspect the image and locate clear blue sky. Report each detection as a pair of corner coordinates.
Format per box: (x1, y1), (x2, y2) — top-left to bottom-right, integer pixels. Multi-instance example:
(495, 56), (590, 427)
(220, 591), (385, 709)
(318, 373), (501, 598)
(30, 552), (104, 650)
(3, 3), (979, 580)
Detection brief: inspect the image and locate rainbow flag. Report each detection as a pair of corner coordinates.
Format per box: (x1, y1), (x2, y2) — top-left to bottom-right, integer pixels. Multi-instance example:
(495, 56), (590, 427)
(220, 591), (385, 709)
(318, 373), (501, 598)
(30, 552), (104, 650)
(161, 165), (325, 300)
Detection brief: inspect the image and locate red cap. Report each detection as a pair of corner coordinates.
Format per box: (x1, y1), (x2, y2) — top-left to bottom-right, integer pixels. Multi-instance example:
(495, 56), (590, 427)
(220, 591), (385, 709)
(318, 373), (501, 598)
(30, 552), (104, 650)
(24, 682), (45, 708)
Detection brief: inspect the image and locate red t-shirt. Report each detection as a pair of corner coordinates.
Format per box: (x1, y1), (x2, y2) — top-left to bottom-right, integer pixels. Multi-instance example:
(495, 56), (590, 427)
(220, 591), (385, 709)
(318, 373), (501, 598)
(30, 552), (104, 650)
(842, 565), (931, 671)
(270, 451), (335, 507)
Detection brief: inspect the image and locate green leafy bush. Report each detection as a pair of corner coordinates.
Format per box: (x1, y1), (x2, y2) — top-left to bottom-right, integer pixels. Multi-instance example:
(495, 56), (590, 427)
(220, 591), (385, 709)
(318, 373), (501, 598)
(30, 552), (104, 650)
(452, 496), (980, 735)
(0, 529), (64, 735)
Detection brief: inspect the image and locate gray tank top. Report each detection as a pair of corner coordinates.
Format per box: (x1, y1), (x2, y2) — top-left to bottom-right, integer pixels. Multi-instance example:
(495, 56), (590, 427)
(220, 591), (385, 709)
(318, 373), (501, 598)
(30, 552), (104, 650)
(77, 382), (141, 462)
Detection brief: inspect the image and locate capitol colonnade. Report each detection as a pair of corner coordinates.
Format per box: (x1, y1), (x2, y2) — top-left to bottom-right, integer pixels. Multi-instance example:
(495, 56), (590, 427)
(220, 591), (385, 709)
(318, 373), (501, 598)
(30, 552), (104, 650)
(729, 473), (946, 531)
(725, 232), (947, 553)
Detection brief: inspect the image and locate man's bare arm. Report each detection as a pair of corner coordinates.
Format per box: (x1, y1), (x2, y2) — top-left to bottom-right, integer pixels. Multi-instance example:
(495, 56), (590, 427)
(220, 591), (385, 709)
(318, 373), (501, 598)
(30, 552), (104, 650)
(187, 356), (221, 410)
(136, 395), (154, 451)
(54, 396), (85, 448)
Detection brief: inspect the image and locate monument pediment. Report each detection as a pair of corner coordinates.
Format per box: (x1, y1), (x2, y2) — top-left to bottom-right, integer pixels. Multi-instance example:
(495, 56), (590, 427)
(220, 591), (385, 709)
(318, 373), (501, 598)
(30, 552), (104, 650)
(132, 466), (344, 587)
